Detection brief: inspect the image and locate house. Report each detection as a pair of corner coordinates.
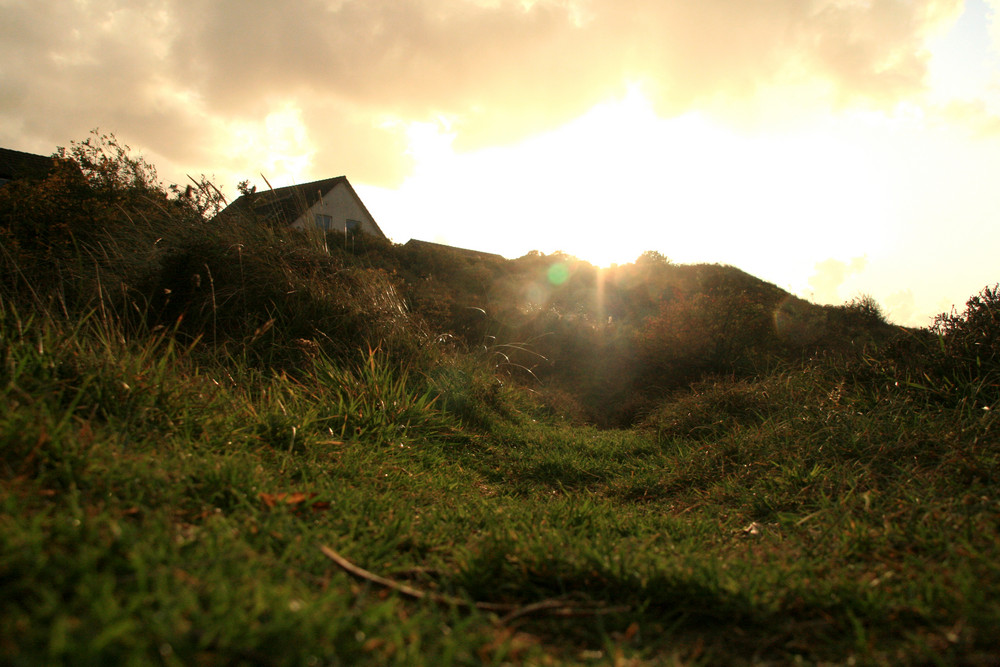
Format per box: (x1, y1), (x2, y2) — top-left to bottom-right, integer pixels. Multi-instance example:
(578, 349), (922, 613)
(404, 238), (505, 262)
(0, 147), (56, 186)
(218, 176), (387, 239)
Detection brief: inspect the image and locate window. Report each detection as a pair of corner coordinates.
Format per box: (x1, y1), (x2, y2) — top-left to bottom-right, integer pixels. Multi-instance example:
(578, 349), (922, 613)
(346, 219), (361, 232)
(315, 213), (333, 231)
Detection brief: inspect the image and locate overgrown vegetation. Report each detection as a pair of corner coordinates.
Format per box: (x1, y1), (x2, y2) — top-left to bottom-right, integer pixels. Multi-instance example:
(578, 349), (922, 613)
(2, 133), (998, 664)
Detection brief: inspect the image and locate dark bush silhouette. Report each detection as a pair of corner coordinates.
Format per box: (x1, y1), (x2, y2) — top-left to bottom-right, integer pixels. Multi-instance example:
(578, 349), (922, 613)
(0, 132), (425, 369)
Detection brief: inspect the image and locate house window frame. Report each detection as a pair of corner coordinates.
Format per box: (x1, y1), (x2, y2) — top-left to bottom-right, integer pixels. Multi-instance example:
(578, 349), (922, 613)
(315, 213), (334, 231)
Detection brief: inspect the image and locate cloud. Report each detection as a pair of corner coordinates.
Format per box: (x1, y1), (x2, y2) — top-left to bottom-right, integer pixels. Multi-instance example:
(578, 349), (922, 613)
(0, 0), (963, 185)
(808, 256), (867, 305)
(884, 289), (922, 326)
(936, 98), (1000, 135)
(986, 0), (1000, 45)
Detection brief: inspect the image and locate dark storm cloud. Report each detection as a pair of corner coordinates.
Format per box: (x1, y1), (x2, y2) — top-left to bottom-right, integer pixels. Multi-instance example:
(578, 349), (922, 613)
(0, 0), (962, 184)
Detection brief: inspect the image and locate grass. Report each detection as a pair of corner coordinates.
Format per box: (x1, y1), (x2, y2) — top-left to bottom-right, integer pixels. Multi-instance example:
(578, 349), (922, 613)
(3, 302), (1000, 665)
(2, 142), (999, 663)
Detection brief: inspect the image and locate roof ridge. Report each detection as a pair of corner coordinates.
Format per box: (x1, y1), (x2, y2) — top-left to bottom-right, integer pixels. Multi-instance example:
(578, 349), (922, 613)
(265, 175), (346, 195)
(0, 146), (51, 158)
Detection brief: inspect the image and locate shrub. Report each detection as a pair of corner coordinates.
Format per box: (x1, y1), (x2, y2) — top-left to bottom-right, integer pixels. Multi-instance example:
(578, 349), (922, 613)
(934, 285), (1000, 367)
(873, 285), (1000, 410)
(929, 284), (1000, 406)
(0, 132), (219, 315)
(837, 293), (888, 327)
(138, 217), (424, 366)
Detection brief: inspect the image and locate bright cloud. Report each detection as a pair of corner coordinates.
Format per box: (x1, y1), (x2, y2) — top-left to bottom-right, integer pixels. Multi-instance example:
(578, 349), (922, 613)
(0, 0), (970, 184)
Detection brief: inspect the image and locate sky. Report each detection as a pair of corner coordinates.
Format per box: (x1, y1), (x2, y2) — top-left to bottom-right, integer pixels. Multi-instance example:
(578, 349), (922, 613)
(2, 0), (999, 326)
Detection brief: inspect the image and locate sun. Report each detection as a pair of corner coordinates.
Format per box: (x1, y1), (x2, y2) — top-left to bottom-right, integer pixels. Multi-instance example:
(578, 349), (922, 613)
(386, 86), (673, 266)
(380, 84), (891, 282)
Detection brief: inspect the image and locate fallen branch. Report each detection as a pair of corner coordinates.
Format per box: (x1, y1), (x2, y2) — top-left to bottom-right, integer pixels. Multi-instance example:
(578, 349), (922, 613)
(318, 544), (629, 622)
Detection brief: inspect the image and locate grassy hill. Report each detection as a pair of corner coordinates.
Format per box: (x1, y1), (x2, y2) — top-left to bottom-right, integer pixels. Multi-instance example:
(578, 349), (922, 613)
(2, 134), (999, 664)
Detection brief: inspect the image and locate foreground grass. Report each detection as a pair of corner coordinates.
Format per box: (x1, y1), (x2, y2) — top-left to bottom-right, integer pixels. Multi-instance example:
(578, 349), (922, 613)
(3, 310), (999, 665)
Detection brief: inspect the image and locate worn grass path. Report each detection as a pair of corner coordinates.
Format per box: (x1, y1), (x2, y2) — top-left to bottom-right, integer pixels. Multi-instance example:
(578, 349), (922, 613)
(2, 315), (999, 664)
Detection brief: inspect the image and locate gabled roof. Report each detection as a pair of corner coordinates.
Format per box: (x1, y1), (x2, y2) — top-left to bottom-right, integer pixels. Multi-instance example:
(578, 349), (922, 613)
(219, 176), (386, 239)
(0, 147), (56, 182)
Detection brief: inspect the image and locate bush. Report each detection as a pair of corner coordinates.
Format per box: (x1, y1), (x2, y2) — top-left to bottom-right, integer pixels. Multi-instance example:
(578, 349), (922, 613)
(934, 285), (1000, 367)
(0, 132), (428, 371)
(873, 285), (1000, 409)
(138, 218), (424, 366)
(0, 132), (219, 314)
(929, 284), (1000, 406)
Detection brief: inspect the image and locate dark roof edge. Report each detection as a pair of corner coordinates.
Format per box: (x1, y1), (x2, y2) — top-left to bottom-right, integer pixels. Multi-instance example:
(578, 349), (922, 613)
(405, 238), (505, 261)
(0, 146), (58, 179)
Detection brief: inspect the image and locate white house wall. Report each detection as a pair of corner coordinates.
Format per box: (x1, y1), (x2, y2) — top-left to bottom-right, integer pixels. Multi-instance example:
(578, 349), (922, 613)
(288, 182), (381, 237)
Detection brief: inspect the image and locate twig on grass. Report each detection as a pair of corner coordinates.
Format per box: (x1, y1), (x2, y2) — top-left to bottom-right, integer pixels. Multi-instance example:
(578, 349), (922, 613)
(318, 544), (630, 623)
(319, 544), (501, 609)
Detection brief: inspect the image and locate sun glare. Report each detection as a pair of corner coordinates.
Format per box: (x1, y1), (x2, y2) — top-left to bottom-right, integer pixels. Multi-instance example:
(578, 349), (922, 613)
(386, 84), (894, 286)
(389, 86), (682, 266)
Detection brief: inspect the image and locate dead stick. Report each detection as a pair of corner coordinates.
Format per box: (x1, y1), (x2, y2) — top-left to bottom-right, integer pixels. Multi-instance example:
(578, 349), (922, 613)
(319, 544), (511, 611)
(318, 544), (629, 620)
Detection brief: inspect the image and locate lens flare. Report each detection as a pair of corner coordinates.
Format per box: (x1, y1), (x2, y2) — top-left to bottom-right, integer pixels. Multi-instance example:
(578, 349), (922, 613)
(547, 263), (570, 285)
